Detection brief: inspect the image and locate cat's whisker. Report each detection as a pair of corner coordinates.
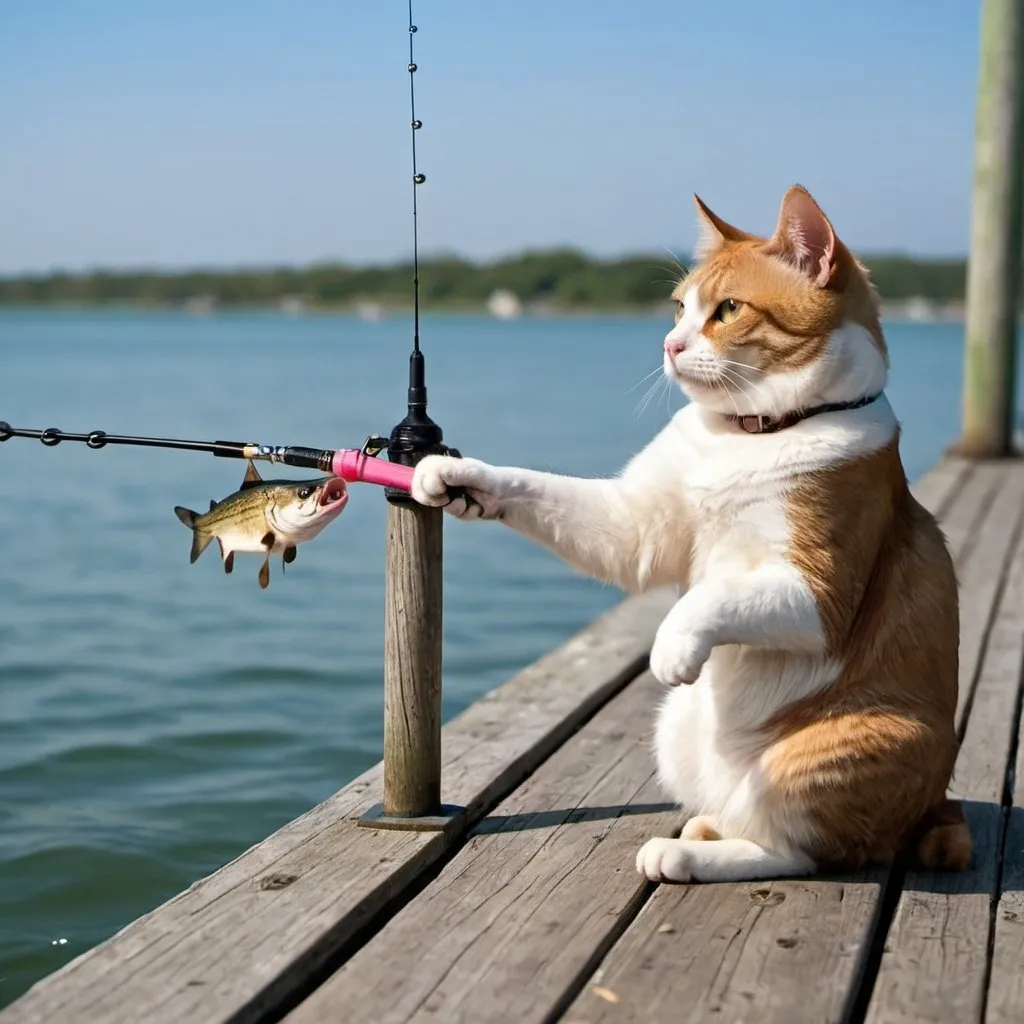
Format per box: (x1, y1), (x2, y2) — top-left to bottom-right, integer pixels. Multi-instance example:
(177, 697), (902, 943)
(641, 376), (673, 421)
(660, 245), (688, 277)
(714, 373), (744, 420)
(718, 368), (754, 408)
(719, 367), (764, 410)
(633, 375), (667, 419)
(717, 358), (766, 383)
(648, 261), (687, 283)
(655, 377), (673, 418)
(663, 375), (678, 418)
(717, 361), (774, 405)
(720, 362), (770, 389)
(626, 365), (667, 395)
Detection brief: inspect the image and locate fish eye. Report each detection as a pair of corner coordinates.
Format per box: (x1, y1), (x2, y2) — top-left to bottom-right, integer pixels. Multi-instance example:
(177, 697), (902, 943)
(715, 298), (742, 324)
(297, 487), (313, 499)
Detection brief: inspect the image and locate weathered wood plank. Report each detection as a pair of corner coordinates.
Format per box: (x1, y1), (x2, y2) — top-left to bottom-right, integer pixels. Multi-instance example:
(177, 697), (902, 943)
(987, 808), (1024, 1024)
(563, 874), (888, 1024)
(909, 455), (972, 519)
(0, 587), (675, 1024)
(985, 616), (1024, 1024)
(285, 672), (678, 1024)
(865, 481), (1024, 1024)
(938, 460), (1007, 565)
(951, 463), (1024, 729)
(559, 462), (1021, 1024)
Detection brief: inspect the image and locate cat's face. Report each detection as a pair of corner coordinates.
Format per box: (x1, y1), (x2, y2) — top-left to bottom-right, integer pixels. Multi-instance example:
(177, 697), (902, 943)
(663, 186), (888, 418)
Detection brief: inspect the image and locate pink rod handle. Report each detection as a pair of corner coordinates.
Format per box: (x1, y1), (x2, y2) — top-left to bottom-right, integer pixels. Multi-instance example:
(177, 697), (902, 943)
(332, 449), (415, 491)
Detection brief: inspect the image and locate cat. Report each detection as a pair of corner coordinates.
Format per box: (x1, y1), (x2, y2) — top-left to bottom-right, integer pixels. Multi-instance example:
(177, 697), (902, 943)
(410, 184), (971, 883)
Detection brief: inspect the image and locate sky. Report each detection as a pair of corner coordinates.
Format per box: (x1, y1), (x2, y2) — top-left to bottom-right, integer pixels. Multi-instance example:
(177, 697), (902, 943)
(0, 1), (982, 274)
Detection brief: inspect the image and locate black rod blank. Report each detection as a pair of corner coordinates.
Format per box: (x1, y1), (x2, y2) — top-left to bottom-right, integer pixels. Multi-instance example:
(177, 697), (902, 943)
(0, 420), (251, 458)
(0, 420), (341, 474)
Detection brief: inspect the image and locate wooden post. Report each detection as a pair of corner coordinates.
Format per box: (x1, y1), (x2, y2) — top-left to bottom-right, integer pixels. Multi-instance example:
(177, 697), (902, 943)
(381, 501), (444, 818)
(962, 0), (1024, 457)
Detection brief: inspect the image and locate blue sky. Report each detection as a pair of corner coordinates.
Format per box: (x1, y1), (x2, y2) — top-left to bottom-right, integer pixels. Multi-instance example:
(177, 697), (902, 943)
(1, 1), (981, 274)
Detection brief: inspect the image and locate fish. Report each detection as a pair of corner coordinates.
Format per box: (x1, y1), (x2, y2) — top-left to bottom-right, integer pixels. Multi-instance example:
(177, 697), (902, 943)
(173, 460), (348, 589)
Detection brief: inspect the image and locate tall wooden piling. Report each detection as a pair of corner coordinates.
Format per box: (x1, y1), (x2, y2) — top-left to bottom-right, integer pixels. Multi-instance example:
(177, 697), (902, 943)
(962, 0), (1024, 457)
(381, 502), (444, 819)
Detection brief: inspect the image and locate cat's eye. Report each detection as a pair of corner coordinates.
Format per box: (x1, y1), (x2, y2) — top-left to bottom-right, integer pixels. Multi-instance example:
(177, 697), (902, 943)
(715, 298), (742, 324)
(674, 299), (684, 319)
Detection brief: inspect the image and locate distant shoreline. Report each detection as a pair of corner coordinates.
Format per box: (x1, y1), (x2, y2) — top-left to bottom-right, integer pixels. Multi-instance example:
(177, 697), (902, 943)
(0, 249), (973, 322)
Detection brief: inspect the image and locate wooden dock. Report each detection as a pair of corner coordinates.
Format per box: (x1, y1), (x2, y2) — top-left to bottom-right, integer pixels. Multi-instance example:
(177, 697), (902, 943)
(2, 453), (1023, 1024)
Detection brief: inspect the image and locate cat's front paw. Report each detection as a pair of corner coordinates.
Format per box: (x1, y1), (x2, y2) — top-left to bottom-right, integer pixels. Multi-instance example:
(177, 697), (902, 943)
(635, 837), (693, 883)
(648, 626), (711, 686)
(412, 455), (500, 520)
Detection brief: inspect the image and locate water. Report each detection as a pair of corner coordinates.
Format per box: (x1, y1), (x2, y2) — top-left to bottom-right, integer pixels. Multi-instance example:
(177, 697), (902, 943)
(0, 309), (980, 1005)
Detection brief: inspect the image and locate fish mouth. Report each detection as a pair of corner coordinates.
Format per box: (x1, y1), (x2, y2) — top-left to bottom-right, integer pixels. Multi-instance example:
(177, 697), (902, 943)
(318, 478), (349, 510)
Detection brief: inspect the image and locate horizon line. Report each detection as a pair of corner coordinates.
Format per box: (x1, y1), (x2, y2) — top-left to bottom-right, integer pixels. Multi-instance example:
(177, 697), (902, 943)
(0, 246), (975, 279)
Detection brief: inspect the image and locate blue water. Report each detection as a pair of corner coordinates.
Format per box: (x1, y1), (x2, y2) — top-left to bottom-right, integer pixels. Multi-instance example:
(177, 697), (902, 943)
(0, 309), (978, 1006)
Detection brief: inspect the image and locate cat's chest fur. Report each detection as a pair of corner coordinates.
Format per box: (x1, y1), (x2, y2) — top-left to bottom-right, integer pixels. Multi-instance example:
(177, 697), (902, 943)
(648, 400), (897, 833)
(648, 400), (897, 585)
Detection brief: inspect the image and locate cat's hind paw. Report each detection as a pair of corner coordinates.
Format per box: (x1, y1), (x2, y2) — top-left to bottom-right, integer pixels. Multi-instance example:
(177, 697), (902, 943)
(681, 815), (722, 841)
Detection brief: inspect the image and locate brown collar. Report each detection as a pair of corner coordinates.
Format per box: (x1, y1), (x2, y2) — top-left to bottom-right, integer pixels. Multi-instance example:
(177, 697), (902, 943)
(728, 393), (883, 434)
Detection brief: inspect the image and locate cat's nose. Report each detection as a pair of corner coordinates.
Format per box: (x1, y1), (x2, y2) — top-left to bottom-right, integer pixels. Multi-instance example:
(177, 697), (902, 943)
(664, 336), (686, 358)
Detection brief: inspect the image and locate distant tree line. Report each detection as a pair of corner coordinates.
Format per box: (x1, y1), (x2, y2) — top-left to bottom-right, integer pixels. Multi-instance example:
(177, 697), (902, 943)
(0, 249), (970, 311)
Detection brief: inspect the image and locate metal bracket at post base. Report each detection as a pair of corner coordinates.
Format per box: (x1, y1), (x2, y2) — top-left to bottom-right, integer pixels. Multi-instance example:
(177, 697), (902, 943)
(357, 801), (466, 833)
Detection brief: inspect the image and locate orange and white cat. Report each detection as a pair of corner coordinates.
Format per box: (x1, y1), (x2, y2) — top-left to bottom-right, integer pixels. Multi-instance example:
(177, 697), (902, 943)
(411, 185), (970, 883)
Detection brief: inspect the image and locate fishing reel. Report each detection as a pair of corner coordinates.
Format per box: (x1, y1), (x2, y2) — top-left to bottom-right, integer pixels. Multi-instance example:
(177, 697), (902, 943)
(376, 349), (466, 507)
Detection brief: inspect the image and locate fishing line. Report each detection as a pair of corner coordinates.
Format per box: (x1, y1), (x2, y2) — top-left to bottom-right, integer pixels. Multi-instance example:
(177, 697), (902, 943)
(408, 0), (423, 358)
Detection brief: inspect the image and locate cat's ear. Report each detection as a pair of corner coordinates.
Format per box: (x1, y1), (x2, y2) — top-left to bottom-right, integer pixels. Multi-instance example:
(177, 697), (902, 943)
(768, 185), (838, 287)
(692, 194), (753, 257)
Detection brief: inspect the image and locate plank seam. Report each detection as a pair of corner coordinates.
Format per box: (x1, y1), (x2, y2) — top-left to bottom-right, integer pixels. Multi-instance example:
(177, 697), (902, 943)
(954, 465), (1005, 571)
(843, 863), (907, 1024)
(956, 487), (1024, 746)
(980, 641), (1024, 1024)
(837, 868), (901, 1024)
(540, 879), (662, 1024)
(932, 461), (976, 521)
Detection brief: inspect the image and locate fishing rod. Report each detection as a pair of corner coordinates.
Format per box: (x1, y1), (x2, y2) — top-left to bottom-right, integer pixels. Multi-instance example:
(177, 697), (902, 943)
(1, 3), (465, 504)
(0, 421), (418, 491)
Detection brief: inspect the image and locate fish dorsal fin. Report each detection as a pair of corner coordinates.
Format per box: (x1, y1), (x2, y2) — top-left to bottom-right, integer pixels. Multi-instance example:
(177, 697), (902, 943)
(239, 459), (264, 490)
(209, 499), (217, 511)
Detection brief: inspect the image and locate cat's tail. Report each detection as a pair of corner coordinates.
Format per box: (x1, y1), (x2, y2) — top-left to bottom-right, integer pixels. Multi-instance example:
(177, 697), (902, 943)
(913, 798), (972, 871)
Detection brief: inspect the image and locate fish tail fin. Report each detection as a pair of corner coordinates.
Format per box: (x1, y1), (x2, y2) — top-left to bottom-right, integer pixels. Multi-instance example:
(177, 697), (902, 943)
(174, 506), (213, 564)
(174, 506), (197, 529)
